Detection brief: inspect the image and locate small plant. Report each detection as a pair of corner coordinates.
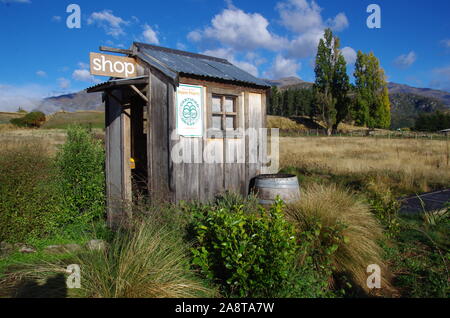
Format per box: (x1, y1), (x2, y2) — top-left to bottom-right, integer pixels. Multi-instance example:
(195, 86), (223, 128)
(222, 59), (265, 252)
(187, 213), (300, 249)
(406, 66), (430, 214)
(190, 198), (297, 297)
(366, 181), (401, 238)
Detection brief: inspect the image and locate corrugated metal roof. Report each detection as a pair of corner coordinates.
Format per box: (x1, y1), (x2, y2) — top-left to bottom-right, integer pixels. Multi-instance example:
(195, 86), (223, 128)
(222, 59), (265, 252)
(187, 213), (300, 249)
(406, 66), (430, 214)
(134, 42), (270, 88)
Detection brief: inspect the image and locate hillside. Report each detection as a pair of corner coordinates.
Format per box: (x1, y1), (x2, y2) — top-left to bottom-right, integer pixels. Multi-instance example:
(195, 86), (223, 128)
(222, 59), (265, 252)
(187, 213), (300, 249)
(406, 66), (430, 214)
(390, 93), (448, 129)
(387, 82), (450, 107)
(35, 90), (104, 114)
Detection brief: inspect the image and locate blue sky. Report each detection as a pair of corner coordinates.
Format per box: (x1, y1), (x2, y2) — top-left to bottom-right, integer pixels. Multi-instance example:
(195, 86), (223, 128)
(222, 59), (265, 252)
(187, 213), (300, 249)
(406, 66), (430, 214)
(0, 0), (449, 111)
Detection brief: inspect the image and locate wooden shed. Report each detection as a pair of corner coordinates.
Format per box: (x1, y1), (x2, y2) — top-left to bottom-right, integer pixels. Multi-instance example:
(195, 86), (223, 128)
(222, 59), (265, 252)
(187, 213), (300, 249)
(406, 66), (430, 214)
(87, 43), (272, 227)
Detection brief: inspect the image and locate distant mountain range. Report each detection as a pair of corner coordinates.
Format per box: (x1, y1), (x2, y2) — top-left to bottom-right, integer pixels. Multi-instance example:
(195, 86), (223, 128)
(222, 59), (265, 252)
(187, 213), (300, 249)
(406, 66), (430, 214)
(35, 90), (104, 114)
(31, 76), (450, 129)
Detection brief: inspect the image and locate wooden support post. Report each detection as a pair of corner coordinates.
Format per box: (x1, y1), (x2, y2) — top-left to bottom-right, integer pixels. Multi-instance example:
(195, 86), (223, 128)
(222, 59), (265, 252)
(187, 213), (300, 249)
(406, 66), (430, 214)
(130, 85), (149, 103)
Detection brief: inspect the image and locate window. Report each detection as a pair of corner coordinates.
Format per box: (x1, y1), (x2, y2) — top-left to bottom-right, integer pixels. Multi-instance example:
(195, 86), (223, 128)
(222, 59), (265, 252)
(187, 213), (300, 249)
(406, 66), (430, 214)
(211, 94), (238, 131)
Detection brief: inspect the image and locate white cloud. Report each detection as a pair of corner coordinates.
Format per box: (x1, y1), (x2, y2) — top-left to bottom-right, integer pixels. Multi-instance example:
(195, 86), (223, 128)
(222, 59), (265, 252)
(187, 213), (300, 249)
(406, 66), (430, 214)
(441, 39), (450, 49)
(327, 12), (349, 31)
(394, 51), (417, 69)
(265, 55), (301, 79)
(58, 78), (71, 90)
(77, 62), (89, 70)
(430, 66), (450, 91)
(72, 69), (100, 84)
(341, 46), (357, 65)
(36, 70), (47, 77)
(277, 0), (324, 33)
(203, 48), (259, 77)
(278, 0), (349, 59)
(188, 7), (287, 51)
(87, 10), (128, 38)
(287, 27), (324, 59)
(176, 42), (187, 50)
(1, 0), (31, 3)
(0, 83), (49, 112)
(142, 24), (159, 45)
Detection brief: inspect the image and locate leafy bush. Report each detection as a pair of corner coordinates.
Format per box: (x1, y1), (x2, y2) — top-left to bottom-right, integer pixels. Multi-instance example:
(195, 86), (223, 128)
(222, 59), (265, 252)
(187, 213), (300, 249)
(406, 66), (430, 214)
(190, 198), (297, 297)
(0, 141), (62, 242)
(285, 184), (393, 295)
(55, 125), (105, 225)
(10, 111), (46, 128)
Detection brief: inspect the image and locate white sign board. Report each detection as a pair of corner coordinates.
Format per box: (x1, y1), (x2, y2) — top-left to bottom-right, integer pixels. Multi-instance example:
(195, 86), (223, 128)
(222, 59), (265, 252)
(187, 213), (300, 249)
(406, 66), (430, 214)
(176, 84), (203, 137)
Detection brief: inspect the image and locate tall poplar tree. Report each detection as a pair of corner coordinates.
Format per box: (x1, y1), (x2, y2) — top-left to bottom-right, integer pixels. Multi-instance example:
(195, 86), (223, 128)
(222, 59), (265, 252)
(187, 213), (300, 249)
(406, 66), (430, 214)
(353, 51), (391, 129)
(314, 28), (350, 135)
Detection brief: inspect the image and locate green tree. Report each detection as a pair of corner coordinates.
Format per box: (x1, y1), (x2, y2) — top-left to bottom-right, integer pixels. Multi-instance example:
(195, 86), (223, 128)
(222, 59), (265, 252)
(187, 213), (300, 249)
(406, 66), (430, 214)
(353, 51), (391, 129)
(313, 28), (350, 135)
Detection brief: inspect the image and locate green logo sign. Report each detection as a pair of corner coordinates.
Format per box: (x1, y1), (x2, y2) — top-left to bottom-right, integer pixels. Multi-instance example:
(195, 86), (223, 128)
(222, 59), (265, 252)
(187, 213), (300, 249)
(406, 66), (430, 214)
(180, 98), (200, 126)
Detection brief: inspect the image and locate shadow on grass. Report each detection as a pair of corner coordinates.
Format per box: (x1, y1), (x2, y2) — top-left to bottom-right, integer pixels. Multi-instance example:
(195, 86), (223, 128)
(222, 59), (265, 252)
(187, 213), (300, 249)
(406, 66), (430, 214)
(3, 274), (68, 298)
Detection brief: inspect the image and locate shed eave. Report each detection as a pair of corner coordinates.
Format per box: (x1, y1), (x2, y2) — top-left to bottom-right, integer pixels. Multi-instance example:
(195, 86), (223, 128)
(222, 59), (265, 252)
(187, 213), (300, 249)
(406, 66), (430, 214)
(87, 76), (149, 93)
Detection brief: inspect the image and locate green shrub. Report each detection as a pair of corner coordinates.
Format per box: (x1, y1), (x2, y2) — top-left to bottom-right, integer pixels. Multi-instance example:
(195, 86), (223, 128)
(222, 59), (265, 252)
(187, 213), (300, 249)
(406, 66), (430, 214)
(10, 111), (46, 128)
(0, 142), (62, 242)
(190, 198), (297, 297)
(55, 125), (105, 225)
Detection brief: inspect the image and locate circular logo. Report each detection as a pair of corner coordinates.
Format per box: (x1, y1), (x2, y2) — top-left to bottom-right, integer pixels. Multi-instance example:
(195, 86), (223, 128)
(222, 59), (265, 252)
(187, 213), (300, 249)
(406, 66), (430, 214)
(180, 98), (200, 126)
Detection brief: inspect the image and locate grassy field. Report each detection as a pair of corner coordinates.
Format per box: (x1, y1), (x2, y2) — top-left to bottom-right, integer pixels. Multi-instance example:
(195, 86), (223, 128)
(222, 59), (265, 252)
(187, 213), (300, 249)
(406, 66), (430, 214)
(280, 136), (450, 197)
(43, 111), (105, 129)
(0, 112), (22, 125)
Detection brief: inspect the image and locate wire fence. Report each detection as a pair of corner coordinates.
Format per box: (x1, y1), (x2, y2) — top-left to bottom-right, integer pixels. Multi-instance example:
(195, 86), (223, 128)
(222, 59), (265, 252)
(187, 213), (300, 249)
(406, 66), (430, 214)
(279, 129), (450, 140)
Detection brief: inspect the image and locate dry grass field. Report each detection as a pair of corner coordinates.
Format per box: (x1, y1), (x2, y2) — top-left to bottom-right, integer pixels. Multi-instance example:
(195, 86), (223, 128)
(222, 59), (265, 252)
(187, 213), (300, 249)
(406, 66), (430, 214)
(43, 111), (104, 129)
(280, 136), (450, 196)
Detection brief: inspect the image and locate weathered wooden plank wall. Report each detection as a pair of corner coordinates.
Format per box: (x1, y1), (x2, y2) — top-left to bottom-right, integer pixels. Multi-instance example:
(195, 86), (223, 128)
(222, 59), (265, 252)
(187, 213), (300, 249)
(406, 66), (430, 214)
(158, 79), (266, 202)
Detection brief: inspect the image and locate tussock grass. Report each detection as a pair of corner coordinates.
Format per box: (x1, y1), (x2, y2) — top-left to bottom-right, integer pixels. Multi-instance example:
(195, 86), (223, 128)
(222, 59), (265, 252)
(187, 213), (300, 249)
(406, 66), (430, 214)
(285, 184), (394, 295)
(72, 219), (216, 298)
(0, 219), (217, 298)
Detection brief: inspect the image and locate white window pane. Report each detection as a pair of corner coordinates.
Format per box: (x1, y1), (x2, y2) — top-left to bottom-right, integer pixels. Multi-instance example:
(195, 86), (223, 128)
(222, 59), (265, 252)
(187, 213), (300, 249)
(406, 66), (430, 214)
(226, 116), (235, 130)
(225, 97), (234, 113)
(212, 96), (222, 113)
(212, 116), (222, 129)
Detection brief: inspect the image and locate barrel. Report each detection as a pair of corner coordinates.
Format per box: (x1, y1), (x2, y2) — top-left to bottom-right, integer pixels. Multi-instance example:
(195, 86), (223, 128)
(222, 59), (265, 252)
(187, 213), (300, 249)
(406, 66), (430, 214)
(253, 174), (300, 206)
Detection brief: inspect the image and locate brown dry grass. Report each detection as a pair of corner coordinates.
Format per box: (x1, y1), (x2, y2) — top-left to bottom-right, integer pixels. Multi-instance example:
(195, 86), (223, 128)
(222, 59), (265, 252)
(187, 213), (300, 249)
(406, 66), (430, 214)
(280, 136), (450, 195)
(0, 129), (67, 156)
(285, 184), (395, 296)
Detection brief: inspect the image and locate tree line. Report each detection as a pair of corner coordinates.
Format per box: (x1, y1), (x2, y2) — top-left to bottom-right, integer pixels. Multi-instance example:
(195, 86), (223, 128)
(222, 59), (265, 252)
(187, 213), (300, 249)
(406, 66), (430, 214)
(268, 28), (391, 135)
(414, 111), (450, 132)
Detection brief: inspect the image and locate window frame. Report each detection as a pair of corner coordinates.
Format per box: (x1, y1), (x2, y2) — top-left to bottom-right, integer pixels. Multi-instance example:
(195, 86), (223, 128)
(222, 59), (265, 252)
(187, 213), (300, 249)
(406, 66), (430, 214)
(207, 87), (243, 138)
